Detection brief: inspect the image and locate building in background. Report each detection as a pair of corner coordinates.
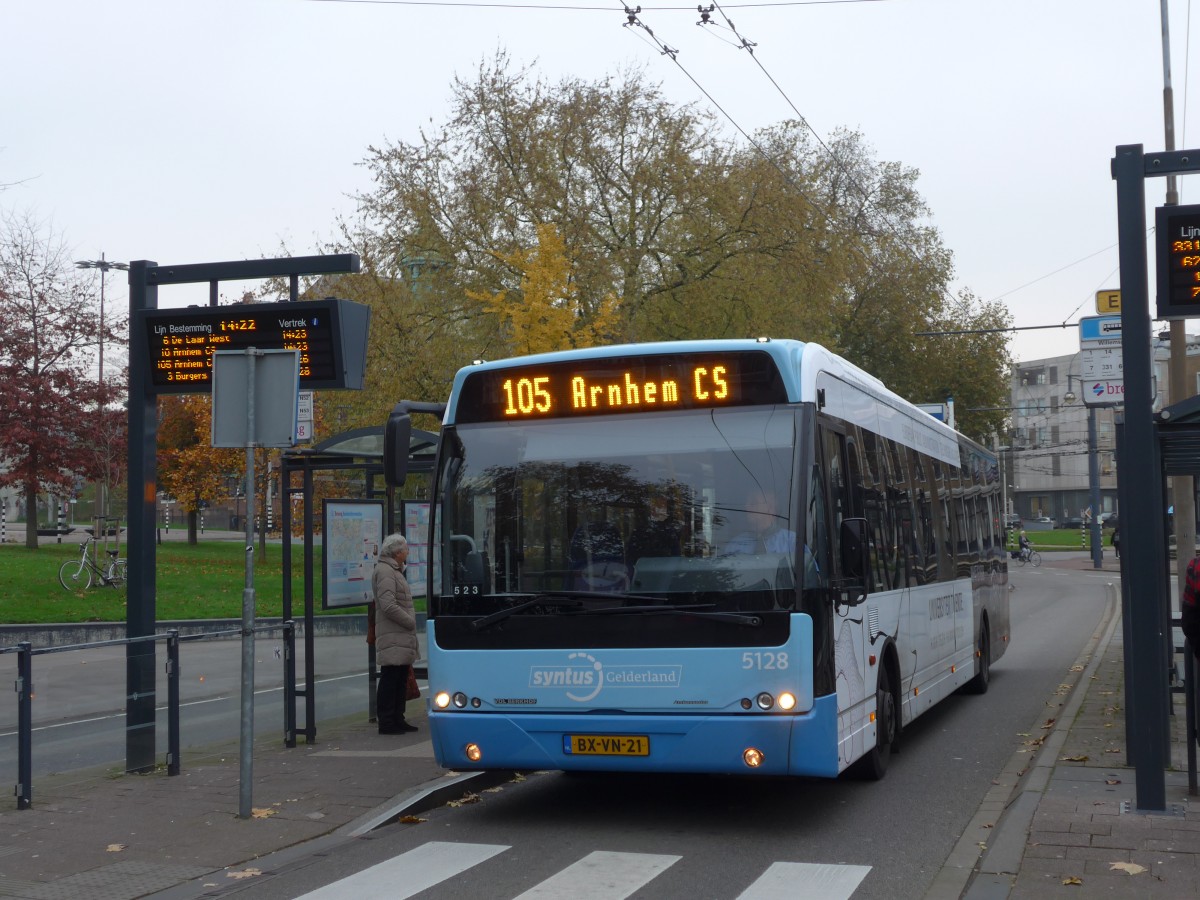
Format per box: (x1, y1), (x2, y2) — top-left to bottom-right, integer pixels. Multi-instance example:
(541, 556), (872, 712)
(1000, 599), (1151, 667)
(1006, 335), (1200, 527)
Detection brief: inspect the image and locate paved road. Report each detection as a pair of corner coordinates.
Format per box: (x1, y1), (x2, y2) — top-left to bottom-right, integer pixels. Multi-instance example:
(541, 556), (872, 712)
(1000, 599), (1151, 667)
(222, 562), (1113, 900)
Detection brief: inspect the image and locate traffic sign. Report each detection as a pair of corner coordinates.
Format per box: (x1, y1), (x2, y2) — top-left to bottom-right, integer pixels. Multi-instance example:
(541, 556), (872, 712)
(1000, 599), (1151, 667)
(1095, 290), (1121, 314)
(1079, 315), (1122, 345)
(1081, 346), (1123, 380)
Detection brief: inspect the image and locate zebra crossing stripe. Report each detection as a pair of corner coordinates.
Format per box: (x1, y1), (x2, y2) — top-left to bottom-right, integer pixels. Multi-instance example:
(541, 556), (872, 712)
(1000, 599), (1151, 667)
(294, 841), (508, 900)
(736, 861), (872, 900)
(513, 850), (682, 899)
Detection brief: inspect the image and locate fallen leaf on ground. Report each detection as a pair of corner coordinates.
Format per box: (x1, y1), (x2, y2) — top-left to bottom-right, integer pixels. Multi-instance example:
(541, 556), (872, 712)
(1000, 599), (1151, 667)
(447, 792), (481, 808)
(1069, 665), (1084, 672)
(1041, 718), (1057, 729)
(227, 868), (263, 880)
(251, 808), (276, 819)
(1060, 755), (1090, 762)
(106, 844), (127, 853)
(398, 815), (426, 824)
(1109, 862), (1146, 875)
(1105, 779), (1122, 785)
(1062, 875), (1083, 885)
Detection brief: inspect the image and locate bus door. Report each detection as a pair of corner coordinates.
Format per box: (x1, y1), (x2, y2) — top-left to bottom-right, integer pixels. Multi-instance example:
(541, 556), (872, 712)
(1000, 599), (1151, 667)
(820, 424), (875, 767)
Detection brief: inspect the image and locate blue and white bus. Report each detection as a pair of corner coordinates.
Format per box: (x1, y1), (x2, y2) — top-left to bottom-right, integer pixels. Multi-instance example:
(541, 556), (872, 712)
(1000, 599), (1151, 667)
(384, 339), (1009, 779)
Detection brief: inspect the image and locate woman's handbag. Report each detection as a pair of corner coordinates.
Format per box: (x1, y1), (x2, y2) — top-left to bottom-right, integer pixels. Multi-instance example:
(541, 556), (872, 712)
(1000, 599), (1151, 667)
(406, 666), (421, 701)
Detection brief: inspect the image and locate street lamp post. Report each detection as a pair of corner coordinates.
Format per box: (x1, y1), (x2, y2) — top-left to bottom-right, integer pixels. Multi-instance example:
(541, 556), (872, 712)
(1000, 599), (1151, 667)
(75, 254), (129, 398)
(75, 254), (128, 525)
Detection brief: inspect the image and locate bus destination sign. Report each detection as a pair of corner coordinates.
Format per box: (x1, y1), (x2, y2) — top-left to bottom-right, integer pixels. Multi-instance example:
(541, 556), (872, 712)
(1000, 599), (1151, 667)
(1156, 203), (1200, 319)
(140, 297), (370, 394)
(454, 351), (788, 423)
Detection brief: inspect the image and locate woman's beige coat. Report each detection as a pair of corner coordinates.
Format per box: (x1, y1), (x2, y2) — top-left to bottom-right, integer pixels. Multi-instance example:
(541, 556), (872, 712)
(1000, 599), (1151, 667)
(373, 555), (418, 667)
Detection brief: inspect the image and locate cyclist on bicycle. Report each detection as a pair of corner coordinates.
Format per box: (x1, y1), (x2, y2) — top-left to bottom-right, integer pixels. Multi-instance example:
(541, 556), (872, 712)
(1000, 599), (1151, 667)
(1018, 529), (1032, 561)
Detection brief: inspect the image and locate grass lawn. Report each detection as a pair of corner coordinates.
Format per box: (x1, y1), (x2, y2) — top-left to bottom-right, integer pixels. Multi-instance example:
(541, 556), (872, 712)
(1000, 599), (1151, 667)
(0, 540), (403, 625)
(1007, 528), (1115, 552)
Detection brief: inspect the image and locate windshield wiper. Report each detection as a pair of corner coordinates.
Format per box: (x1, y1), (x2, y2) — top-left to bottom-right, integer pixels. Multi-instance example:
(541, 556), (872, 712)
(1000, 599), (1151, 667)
(469, 596), (585, 631)
(571, 604), (763, 626)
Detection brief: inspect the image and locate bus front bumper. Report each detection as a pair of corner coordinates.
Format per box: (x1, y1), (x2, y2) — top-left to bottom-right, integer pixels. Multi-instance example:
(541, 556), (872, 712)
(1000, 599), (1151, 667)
(428, 696), (840, 778)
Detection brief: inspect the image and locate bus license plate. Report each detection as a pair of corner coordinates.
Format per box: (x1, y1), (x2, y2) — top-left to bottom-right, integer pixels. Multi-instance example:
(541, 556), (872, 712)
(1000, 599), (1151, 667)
(564, 734), (650, 756)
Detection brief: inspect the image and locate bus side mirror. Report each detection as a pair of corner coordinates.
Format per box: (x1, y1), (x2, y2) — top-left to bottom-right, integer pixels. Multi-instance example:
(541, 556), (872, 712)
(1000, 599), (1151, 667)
(383, 405), (412, 488)
(383, 401), (445, 488)
(840, 517), (869, 590)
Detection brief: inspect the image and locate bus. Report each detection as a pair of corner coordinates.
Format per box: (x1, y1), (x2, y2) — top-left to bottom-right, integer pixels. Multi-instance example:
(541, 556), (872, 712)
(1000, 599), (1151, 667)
(384, 338), (1009, 779)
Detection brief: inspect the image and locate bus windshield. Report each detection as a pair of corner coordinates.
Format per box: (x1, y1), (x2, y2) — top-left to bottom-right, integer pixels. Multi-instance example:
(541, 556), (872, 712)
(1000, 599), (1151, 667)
(431, 406), (799, 618)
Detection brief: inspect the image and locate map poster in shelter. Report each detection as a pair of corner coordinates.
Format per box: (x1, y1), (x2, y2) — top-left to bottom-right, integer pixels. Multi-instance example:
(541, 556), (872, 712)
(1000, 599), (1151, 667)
(404, 500), (430, 598)
(322, 499), (385, 610)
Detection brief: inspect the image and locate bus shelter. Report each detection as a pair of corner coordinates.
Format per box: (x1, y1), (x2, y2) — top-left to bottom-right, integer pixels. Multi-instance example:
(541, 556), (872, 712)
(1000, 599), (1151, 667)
(1156, 395), (1200, 793)
(279, 425), (437, 744)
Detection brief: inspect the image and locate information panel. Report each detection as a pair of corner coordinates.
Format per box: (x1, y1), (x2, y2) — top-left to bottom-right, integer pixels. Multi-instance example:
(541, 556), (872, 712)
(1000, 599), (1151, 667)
(1156, 203), (1200, 318)
(322, 499), (385, 610)
(139, 297), (370, 393)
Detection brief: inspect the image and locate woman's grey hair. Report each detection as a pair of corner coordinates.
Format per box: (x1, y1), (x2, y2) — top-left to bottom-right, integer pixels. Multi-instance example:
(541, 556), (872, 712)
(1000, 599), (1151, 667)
(380, 533), (408, 558)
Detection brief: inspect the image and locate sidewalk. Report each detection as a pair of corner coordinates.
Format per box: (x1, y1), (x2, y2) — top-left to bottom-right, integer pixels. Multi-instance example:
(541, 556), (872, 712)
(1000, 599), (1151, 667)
(0, 701), (506, 900)
(1, 553), (1196, 900)
(935, 553), (1200, 899)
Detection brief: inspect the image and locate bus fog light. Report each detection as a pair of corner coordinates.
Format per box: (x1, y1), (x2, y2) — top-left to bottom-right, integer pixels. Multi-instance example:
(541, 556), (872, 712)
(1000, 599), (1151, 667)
(740, 698), (752, 710)
(743, 747), (765, 767)
(465, 743), (482, 762)
(434, 691), (451, 709)
(756, 692), (774, 710)
(453, 692), (468, 708)
(777, 692), (796, 711)
(471, 697), (482, 708)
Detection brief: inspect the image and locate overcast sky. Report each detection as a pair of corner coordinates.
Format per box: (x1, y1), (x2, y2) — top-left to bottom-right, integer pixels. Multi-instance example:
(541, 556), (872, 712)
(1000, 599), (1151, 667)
(4, 0), (1197, 369)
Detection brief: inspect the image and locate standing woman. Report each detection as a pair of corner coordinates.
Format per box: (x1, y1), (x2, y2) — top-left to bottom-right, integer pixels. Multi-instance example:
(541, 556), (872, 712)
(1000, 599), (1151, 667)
(374, 533), (419, 734)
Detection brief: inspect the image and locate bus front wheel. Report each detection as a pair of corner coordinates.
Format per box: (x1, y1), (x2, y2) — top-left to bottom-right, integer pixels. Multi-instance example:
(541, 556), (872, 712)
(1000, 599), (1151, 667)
(854, 661), (897, 780)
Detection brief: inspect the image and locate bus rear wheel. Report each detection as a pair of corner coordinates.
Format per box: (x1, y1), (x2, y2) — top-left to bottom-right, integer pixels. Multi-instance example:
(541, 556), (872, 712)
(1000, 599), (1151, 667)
(854, 662), (896, 780)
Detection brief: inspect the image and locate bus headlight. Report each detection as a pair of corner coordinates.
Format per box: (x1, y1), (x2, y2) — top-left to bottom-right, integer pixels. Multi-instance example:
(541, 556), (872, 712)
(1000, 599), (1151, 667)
(465, 743), (483, 762)
(777, 692), (797, 711)
(743, 747), (765, 767)
(756, 692), (774, 710)
(453, 692), (468, 708)
(434, 691), (451, 709)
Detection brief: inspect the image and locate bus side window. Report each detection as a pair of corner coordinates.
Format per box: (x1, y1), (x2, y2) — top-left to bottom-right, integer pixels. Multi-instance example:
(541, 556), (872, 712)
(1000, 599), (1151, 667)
(805, 466), (830, 588)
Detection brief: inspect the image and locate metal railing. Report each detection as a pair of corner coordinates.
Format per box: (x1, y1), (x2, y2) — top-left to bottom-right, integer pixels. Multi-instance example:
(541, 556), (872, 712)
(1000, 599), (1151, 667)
(3, 621), (295, 810)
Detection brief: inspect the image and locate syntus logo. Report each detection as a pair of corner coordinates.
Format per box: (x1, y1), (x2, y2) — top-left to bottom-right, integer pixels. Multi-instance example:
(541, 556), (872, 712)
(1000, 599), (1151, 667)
(530, 652), (604, 702)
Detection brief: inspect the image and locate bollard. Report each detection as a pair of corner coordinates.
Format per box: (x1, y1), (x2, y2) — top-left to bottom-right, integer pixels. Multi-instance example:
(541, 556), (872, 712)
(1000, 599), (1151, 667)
(16, 642), (32, 809)
(57, 499), (65, 544)
(1, 499), (6, 543)
(200, 509), (205, 535)
(167, 631), (181, 776)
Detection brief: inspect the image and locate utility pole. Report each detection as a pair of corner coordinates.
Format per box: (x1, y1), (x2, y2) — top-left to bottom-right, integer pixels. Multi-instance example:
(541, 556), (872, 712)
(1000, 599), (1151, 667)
(1162, 1), (1197, 576)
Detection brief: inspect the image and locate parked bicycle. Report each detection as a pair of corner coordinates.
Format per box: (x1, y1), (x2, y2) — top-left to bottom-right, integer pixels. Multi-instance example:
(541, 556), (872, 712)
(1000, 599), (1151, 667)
(58, 536), (128, 590)
(1015, 546), (1042, 567)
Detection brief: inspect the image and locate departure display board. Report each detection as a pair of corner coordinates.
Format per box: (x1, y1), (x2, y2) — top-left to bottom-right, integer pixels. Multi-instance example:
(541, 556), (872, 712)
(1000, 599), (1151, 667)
(1156, 203), (1200, 318)
(453, 351), (788, 423)
(139, 298), (370, 393)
